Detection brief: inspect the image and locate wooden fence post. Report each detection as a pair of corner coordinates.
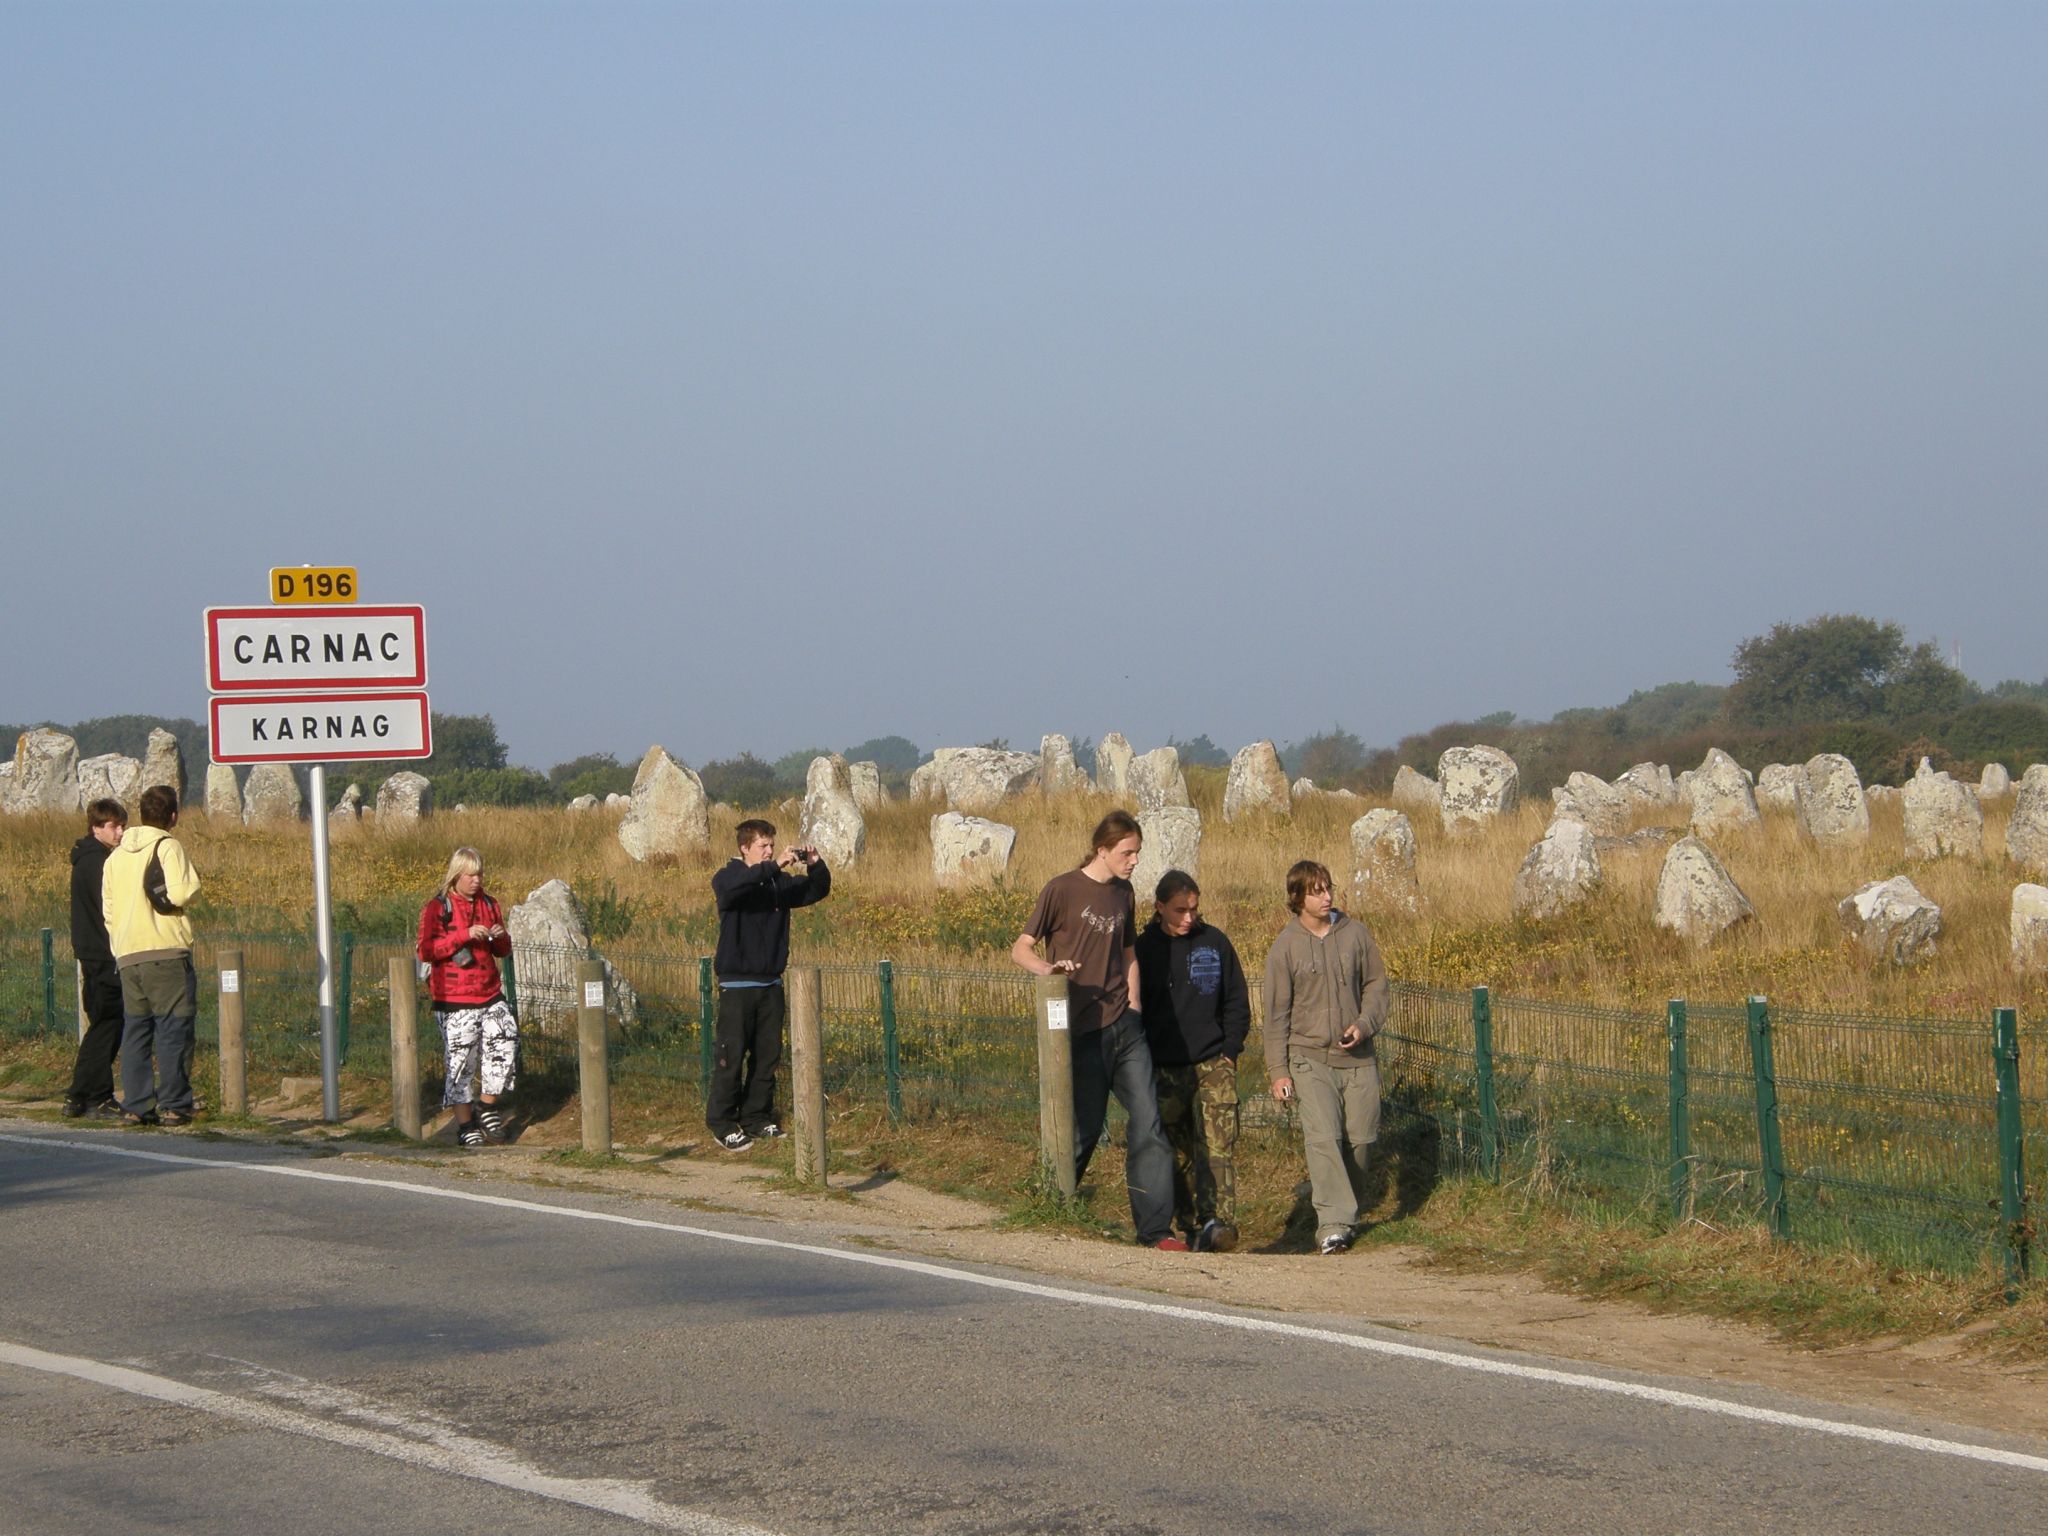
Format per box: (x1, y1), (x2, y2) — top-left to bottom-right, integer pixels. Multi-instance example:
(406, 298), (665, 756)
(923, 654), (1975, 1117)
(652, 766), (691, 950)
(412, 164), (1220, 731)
(217, 949), (246, 1117)
(578, 958), (611, 1155)
(789, 967), (826, 1185)
(1035, 975), (1076, 1199)
(388, 957), (421, 1139)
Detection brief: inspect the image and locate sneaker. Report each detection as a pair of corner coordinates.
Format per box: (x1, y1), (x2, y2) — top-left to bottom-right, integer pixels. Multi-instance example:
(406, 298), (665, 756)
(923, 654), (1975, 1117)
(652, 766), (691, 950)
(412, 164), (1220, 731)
(90, 1099), (126, 1121)
(457, 1123), (487, 1148)
(718, 1129), (754, 1152)
(1318, 1229), (1354, 1256)
(475, 1106), (509, 1144)
(1197, 1219), (1239, 1254)
(752, 1122), (787, 1140)
(1148, 1236), (1191, 1252)
(61, 1099), (89, 1119)
(161, 1110), (195, 1127)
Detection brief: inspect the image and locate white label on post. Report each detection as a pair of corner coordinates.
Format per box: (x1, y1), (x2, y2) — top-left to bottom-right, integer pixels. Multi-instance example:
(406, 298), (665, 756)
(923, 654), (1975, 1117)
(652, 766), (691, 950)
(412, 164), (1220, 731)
(1045, 998), (1069, 1031)
(220, 971), (240, 994)
(583, 980), (605, 1009)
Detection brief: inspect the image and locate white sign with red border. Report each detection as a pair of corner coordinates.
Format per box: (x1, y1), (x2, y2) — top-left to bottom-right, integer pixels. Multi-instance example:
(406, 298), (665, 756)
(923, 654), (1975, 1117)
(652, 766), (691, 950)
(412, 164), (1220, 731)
(206, 604), (428, 692)
(210, 691), (433, 764)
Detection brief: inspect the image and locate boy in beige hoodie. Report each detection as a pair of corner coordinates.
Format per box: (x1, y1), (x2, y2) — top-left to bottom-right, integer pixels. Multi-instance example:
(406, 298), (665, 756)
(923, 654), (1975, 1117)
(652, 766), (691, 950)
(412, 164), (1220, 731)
(1262, 859), (1388, 1253)
(102, 785), (202, 1125)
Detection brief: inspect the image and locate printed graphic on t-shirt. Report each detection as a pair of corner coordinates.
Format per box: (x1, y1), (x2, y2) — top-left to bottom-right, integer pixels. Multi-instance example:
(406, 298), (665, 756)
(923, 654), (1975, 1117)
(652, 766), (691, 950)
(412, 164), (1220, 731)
(1187, 945), (1222, 996)
(1078, 904), (1122, 937)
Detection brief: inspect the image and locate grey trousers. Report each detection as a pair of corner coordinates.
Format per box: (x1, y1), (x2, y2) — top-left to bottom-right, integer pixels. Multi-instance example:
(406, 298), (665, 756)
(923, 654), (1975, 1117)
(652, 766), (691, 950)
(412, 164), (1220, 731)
(119, 954), (198, 1116)
(1291, 1053), (1381, 1238)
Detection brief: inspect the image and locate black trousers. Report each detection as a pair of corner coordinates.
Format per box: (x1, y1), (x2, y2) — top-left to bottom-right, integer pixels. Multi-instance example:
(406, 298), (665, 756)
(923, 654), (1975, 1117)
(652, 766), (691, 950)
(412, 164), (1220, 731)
(67, 958), (125, 1104)
(705, 984), (784, 1137)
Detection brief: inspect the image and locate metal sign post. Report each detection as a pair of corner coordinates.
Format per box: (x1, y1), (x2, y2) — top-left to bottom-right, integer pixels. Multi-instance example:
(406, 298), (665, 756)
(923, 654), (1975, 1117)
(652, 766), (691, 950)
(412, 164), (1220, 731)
(205, 568), (430, 1124)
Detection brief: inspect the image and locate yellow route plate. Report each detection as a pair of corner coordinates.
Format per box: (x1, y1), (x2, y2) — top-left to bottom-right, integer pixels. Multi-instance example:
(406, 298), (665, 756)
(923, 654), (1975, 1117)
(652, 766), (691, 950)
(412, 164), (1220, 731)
(270, 567), (359, 604)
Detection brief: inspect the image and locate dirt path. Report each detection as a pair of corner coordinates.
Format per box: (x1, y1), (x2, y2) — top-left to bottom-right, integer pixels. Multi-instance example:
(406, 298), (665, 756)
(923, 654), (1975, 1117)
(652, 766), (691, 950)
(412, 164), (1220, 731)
(199, 1089), (2048, 1444)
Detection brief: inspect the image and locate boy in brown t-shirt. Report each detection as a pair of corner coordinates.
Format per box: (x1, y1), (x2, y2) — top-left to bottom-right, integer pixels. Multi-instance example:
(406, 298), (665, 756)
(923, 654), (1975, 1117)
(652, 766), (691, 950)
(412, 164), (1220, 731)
(1011, 810), (1181, 1248)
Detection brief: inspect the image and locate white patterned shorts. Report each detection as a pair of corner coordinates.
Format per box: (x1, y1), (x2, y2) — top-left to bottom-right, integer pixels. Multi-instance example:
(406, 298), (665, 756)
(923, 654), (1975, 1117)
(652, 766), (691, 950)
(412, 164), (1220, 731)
(438, 998), (519, 1106)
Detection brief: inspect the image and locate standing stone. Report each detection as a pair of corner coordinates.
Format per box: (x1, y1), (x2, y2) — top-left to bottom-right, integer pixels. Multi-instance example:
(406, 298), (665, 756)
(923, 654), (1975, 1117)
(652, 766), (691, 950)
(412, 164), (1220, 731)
(1755, 765), (1801, 814)
(1837, 876), (1942, 964)
(568, 794), (599, 811)
(1512, 819), (1603, 919)
(139, 727), (184, 802)
(1980, 763), (2012, 800)
(329, 782), (362, 832)
(1093, 733), (1134, 797)
(1686, 749), (1760, 837)
(1867, 783), (1900, 807)
(376, 771), (434, 823)
(1128, 746), (1191, 813)
(242, 763), (302, 825)
(1795, 754), (1869, 848)
(801, 754), (867, 870)
(1614, 762), (1680, 807)
(2012, 885), (2048, 976)
(1133, 805), (1201, 901)
(78, 754), (143, 808)
(1350, 809), (1420, 914)
(617, 745), (710, 861)
(2009, 765), (2048, 874)
(1391, 765), (1441, 814)
(1654, 835), (1755, 944)
(1038, 735), (1090, 795)
(1223, 741), (1291, 822)
(507, 879), (638, 1033)
(1550, 771), (1630, 836)
(1436, 745), (1519, 835)
(930, 812), (1016, 886)
(604, 792), (630, 810)
(940, 748), (1040, 812)
(848, 761), (886, 812)
(1902, 758), (1984, 861)
(0, 762), (14, 814)
(8, 728), (80, 813)
(205, 763), (242, 820)
(907, 760), (942, 802)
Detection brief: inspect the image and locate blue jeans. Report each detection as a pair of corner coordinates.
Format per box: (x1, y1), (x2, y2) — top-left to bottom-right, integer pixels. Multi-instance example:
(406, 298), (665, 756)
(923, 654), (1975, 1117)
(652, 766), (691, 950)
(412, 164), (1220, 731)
(1071, 1013), (1176, 1244)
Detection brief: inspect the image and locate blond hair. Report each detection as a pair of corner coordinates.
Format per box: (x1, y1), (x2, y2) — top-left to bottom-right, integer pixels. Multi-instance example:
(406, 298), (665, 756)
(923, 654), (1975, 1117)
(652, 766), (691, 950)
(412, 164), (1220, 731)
(438, 846), (485, 900)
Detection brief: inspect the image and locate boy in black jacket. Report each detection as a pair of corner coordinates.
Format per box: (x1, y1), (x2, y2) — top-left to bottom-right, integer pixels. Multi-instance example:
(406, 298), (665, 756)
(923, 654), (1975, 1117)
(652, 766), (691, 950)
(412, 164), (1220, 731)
(62, 798), (129, 1118)
(1136, 869), (1251, 1251)
(706, 818), (831, 1150)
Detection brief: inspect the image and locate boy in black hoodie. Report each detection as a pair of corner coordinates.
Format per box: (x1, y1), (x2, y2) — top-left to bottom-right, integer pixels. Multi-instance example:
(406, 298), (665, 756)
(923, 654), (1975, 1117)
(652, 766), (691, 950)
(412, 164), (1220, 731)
(1136, 869), (1251, 1252)
(705, 818), (830, 1150)
(63, 798), (128, 1117)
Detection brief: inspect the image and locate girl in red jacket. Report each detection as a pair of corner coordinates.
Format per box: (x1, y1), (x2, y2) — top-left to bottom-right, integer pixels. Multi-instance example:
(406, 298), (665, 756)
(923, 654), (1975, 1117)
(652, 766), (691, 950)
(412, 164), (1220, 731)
(416, 846), (516, 1147)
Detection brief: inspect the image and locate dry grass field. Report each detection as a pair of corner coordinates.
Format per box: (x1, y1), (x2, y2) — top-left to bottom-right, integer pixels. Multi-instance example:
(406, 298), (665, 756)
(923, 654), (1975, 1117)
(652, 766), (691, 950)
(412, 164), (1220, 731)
(5, 761), (2042, 1019)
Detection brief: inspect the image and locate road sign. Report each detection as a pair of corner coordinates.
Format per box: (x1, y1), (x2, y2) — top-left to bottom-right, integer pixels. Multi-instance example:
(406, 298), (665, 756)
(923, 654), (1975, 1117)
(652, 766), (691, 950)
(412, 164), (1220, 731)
(270, 566), (358, 604)
(209, 691), (433, 764)
(206, 604), (427, 692)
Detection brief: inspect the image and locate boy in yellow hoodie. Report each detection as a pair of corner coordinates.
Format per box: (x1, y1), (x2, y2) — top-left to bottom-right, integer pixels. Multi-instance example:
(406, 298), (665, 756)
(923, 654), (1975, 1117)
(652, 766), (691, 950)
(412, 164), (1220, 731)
(102, 785), (202, 1125)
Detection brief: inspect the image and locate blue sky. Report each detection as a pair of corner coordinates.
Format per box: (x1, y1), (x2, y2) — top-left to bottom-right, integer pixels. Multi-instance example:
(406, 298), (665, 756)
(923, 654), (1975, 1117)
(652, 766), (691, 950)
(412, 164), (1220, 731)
(3, 2), (2042, 769)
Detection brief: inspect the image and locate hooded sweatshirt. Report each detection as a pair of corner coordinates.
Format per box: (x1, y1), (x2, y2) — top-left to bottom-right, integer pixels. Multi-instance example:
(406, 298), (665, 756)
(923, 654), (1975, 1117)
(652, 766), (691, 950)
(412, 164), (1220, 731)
(711, 855), (831, 981)
(1135, 917), (1251, 1067)
(70, 834), (118, 966)
(102, 825), (200, 966)
(1261, 909), (1388, 1080)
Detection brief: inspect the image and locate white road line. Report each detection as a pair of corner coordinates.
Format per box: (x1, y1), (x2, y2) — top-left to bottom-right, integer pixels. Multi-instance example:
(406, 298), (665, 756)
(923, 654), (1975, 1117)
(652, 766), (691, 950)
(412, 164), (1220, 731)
(8, 1130), (2048, 1478)
(0, 1340), (780, 1536)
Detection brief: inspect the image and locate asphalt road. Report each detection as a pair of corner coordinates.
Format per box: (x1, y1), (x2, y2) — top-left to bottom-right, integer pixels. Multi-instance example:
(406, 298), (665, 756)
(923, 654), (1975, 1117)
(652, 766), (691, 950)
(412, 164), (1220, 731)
(3, 1124), (2044, 1535)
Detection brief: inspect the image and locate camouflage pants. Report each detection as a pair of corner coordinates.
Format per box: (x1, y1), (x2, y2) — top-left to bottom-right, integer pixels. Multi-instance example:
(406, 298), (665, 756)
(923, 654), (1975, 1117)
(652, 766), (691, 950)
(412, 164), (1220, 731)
(1154, 1055), (1240, 1235)
(439, 999), (519, 1106)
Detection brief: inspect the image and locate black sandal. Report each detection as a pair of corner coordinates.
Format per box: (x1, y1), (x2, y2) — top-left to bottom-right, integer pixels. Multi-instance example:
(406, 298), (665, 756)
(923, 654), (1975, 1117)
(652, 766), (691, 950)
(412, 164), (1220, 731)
(458, 1122), (487, 1148)
(476, 1106), (508, 1143)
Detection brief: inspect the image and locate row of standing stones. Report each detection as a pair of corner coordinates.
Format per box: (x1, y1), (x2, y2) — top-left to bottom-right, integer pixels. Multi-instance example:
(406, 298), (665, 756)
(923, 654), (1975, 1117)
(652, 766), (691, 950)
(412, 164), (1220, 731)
(12, 725), (2047, 974)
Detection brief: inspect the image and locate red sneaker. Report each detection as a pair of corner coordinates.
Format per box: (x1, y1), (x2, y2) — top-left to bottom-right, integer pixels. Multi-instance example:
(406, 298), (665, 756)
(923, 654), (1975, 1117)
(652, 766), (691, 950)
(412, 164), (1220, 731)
(1149, 1236), (1190, 1252)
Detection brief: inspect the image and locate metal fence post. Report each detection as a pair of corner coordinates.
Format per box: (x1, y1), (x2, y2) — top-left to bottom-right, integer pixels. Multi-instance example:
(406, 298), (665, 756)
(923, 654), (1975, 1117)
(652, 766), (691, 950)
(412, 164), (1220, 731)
(577, 958), (611, 1155)
(1035, 975), (1076, 1199)
(697, 957), (716, 1100)
(1994, 1007), (2029, 1299)
(336, 932), (355, 1063)
(1667, 999), (1691, 1225)
(789, 967), (826, 1185)
(879, 959), (902, 1124)
(217, 949), (247, 1117)
(388, 956), (422, 1139)
(501, 946), (519, 1017)
(1473, 985), (1500, 1181)
(40, 928), (56, 1037)
(1746, 996), (1789, 1239)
